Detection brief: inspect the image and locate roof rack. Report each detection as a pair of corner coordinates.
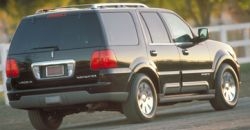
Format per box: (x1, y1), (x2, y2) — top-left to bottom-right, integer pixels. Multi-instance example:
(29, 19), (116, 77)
(35, 9), (51, 14)
(35, 3), (148, 14)
(35, 8), (80, 14)
(64, 3), (148, 9)
(87, 3), (148, 9)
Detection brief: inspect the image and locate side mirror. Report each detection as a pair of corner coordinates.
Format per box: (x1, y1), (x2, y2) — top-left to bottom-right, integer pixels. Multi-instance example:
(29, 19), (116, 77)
(193, 28), (209, 44)
(198, 28), (209, 40)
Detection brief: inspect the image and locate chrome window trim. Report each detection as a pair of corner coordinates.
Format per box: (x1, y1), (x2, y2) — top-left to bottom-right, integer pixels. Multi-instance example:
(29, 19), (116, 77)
(149, 42), (176, 46)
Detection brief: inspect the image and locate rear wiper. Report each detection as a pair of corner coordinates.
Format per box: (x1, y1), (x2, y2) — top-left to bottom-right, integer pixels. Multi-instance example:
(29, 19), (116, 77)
(32, 46), (59, 51)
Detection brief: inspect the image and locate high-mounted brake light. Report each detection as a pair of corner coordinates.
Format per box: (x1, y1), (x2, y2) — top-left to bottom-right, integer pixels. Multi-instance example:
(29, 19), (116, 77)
(90, 50), (117, 71)
(47, 13), (66, 18)
(6, 59), (20, 78)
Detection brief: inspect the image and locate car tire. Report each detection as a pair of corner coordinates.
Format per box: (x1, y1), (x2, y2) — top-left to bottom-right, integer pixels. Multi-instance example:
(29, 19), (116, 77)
(122, 73), (157, 123)
(210, 63), (239, 110)
(28, 110), (63, 130)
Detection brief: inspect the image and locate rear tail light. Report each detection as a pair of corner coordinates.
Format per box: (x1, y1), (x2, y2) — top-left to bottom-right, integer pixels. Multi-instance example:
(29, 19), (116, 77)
(6, 59), (20, 78)
(90, 49), (117, 71)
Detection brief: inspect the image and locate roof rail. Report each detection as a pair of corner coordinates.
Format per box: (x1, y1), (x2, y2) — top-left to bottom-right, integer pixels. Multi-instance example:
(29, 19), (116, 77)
(88, 3), (148, 9)
(65, 3), (148, 9)
(35, 9), (51, 14)
(35, 8), (80, 14)
(35, 3), (148, 14)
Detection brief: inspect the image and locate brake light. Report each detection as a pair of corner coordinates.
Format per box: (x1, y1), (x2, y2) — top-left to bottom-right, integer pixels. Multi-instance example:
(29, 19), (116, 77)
(90, 50), (117, 71)
(47, 13), (66, 18)
(6, 59), (20, 78)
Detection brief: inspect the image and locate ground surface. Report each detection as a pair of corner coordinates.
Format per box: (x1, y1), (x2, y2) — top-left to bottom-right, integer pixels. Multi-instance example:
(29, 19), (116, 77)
(0, 98), (250, 130)
(0, 63), (249, 130)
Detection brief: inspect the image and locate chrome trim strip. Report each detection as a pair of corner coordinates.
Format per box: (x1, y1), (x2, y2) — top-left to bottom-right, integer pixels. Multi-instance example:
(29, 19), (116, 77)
(31, 60), (75, 80)
(182, 69), (214, 74)
(158, 71), (180, 76)
(182, 81), (209, 87)
(164, 83), (180, 88)
(149, 42), (176, 46)
(31, 60), (75, 67)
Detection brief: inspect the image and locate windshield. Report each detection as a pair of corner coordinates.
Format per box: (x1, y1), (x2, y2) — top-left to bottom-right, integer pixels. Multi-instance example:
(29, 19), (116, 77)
(9, 12), (104, 54)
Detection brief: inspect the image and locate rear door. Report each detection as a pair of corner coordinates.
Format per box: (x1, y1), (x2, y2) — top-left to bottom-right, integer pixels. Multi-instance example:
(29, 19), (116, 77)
(140, 12), (181, 94)
(161, 12), (212, 93)
(99, 11), (147, 71)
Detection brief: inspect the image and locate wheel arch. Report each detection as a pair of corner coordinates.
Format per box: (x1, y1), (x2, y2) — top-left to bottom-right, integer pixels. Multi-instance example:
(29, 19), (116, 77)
(213, 55), (240, 82)
(129, 63), (160, 94)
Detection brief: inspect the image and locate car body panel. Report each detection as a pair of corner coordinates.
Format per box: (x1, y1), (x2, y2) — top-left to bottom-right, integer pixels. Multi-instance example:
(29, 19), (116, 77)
(6, 7), (240, 110)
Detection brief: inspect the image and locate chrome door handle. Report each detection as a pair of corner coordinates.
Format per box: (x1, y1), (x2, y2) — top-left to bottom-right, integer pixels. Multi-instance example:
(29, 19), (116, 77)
(182, 49), (189, 55)
(150, 50), (158, 56)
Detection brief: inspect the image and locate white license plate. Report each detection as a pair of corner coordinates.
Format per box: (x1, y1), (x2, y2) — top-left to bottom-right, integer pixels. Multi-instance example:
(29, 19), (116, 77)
(46, 65), (64, 77)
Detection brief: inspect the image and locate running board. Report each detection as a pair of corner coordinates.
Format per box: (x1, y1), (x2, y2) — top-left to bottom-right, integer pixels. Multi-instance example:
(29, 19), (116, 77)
(159, 93), (215, 104)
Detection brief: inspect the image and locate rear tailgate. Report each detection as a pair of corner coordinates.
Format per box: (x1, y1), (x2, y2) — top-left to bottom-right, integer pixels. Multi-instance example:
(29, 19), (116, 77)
(7, 11), (105, 90)
(8, 48), (101, 89)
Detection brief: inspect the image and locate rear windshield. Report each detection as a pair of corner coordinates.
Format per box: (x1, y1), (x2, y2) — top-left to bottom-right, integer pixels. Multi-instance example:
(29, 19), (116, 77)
(9, 12), (104, 54)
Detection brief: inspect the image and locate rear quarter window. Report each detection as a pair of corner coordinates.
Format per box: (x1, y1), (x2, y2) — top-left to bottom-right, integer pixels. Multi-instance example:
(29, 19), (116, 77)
(100, 12), (138, 46)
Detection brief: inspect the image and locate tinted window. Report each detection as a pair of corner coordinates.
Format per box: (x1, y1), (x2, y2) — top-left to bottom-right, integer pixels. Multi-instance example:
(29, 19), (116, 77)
(161, 13), (193, 42)
(141, 12), (170, 43)
(10, 12), (104, 54)
(101, 13), (138, 45)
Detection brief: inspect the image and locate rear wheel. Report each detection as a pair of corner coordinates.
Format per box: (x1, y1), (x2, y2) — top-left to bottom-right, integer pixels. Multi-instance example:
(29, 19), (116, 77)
(210, 63), (239, 110)
(28, 110), (63, 130)
(122, 73), (157, 122)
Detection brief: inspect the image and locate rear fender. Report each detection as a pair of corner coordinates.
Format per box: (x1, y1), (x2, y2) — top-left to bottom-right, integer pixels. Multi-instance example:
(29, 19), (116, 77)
(128, 58), (160, 93)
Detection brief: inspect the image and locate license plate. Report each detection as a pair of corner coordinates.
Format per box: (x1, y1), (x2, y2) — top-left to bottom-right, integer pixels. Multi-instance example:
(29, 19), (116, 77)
(46, 65), (64, 77)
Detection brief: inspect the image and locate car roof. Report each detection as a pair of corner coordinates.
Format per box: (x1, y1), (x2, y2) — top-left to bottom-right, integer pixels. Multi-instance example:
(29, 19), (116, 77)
(29, 3), (174, 18)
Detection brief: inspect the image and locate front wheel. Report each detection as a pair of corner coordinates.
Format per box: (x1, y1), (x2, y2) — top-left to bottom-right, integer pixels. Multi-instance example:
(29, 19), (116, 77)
(28, 110), (63, 130)
(210, 63), (240, 110)
(122, 73), (157, 123)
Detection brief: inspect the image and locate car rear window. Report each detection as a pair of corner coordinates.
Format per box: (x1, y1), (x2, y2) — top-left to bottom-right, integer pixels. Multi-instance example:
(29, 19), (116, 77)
(9, 12), (104, 54)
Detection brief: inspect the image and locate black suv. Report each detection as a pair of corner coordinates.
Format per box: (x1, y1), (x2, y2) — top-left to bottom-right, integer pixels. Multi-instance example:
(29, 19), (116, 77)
(6, 3), (240, 130)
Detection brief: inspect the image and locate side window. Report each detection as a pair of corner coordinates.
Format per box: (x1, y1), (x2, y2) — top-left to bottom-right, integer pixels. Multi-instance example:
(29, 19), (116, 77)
(100, 13), (138, 45)
(161, 13), (193, 43)
(141, 12), (170, 43)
